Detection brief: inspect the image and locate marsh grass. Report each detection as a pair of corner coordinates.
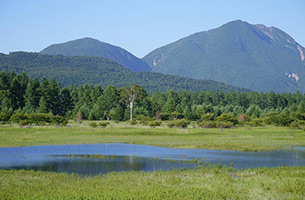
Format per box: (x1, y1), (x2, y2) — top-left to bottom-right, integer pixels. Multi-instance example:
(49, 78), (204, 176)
(0, 166), (304, 199)
(1, 122), (305, 199)
(0, 122), (305, 151)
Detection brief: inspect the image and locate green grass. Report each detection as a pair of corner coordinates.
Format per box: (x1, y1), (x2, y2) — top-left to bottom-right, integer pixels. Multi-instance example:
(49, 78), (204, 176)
(1, 122), (305, 199)
(0, 121), (304, 151)
(1, 166), (304, 199)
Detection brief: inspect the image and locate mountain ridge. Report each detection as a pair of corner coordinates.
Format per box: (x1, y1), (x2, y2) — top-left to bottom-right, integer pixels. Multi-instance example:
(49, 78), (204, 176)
(40, 37), (152, 72)
(0, 52), (249, 93)
(143, 20), (305, 93)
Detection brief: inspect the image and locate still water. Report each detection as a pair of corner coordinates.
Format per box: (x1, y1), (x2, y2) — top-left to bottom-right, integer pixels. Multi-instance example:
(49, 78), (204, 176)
(0, 143), (304, 176)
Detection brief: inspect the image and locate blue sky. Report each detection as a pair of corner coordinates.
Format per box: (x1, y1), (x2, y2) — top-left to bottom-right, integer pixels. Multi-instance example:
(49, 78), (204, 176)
(0, 0), (304, 58)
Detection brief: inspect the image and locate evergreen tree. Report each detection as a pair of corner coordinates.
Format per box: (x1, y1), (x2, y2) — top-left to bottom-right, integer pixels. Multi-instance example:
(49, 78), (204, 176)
(24, 77), (41, 113)
(60, 87), (74, 116)
(38, 96), (48, 113)
(163, 95), (176, 113)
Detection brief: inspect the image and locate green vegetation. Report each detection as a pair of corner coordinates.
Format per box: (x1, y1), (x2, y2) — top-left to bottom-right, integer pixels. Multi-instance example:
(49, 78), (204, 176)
(144, 20), (305, 93)
(0, 124), (304, 151)
(2, 71), (305, 128)
(1, 166), (304, 199)
(0, 52), (245, 92)
(40, 37), (152, 72)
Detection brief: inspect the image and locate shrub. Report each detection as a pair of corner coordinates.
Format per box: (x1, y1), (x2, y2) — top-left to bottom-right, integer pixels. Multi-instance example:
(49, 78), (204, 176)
(0, 112), (10, 122)
(51, 115), (68, 125)
(148, 121), (162, 128)
(263, 113), (292, 126)
(290, 120), (305, 129)
(129, 120), (137, 125)
(98, 122), (110, 128)
(289, 112), (305, 120)
(200, 121), (217, 128)
(201, 113), (216, 121)
(10, 113), (27, 123)
(89, 122), (97, 128)
(167, 121), (175, 128)
(173, 119), (190, 128)
(18, 120), (29, 126)
(136, 115), (151, 125)
(216, 121), (234, 128)
(246, 118), (264, 127)
(27, 113), (51, 125)
(160, 112), (171, 121)
(217, 113), (238, 125)
(135, 114), (146, 121)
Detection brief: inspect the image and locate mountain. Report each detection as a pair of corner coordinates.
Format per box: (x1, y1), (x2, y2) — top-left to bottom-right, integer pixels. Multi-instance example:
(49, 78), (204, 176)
(40, 37), (151, 72)
(0, 52), (249, 93)
(143, 20), (305, 93)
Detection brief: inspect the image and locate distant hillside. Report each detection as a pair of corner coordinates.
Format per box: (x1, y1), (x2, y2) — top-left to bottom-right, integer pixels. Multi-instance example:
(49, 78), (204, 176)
(40, 37), (151, 72)
(0, 52), (248, 93)
(143, 20), (305, 93)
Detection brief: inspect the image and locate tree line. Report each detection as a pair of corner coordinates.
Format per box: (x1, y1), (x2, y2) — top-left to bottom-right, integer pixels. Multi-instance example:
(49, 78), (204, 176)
(1, 71), (305, 125)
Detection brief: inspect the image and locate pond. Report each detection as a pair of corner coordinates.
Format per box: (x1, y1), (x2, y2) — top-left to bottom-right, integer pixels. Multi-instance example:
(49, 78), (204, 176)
(0, 143), (304, 176)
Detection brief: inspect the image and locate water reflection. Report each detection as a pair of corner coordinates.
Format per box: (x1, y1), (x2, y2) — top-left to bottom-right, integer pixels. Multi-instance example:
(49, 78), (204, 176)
(4, 155), (197, 176)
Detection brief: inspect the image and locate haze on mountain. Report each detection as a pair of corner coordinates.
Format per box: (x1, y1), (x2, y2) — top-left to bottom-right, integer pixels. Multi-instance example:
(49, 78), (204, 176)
(40, 37), (151, 72)
(0, 52), (248, 93)
(143, 20), (305, 93)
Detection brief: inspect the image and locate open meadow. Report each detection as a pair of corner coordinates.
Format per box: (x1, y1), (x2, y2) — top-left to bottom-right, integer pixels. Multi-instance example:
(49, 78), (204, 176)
(0, 121), (305, 151)
(0, 122), (305, 199)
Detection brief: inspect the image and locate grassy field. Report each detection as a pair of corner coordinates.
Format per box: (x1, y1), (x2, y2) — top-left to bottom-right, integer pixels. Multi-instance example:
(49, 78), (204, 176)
(1, 166), (304, 199)
(1, 122), (305, 199)
(0, 121), (304, 151)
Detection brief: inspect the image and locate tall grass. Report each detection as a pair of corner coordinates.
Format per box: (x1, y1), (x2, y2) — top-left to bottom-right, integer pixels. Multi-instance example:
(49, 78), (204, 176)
(0, 122), (305, 151)
(0, 166), (304, 199)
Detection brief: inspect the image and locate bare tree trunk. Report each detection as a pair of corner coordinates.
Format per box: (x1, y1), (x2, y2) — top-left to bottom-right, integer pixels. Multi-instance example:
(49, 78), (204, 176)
(130, 99), (134, 121)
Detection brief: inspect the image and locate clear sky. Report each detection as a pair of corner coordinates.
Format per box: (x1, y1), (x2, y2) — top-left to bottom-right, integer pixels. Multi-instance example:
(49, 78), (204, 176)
(0, 0), (304, 58)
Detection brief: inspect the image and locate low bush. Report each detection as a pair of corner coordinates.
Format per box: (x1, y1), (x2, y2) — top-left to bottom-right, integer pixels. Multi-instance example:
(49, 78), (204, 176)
(9, 113), (27, 123)
(217, 113), (238, 125)
(18, 120), (29, 126)
(148, 121), (162, 128)
(129, 120), (137, 125)
(246, 119), (264, 127)
(201, 113), (216, 121)
(168, 119), (190, 128)
(290, 112), (305, 121)
(89, 122), (97, 128)
(0, 112), (10, 123)
(27, 113), (51, 125)
(98, 122), (110, 128)
(160, 113), (171, 121)
(136, 115), (151, 125)
(216, 121), (234, 128)
(9, 113), (68, 126)
(51, 115), (68, 125)
(199, 121), (217, 128)
(167, 121), (175, 128)
(263, 113), (293, 126)
(290, 120), (305, 129)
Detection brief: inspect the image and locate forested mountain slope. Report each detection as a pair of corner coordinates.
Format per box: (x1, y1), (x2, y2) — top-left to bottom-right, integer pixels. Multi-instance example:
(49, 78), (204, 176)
(41, 37), (151, 72)
(143, 20), (305, 93)
(0, 52), (248, 93)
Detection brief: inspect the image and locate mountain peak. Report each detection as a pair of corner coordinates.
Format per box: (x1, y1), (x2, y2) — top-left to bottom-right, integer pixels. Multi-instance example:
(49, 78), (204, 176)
(41, 38), (151, 72)
(143, 21), (305, 93)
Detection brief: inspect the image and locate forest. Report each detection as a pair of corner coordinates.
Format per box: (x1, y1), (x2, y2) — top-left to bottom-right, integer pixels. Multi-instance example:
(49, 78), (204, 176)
(0, 52), (246, 93)
(1, 71), (305, 128)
